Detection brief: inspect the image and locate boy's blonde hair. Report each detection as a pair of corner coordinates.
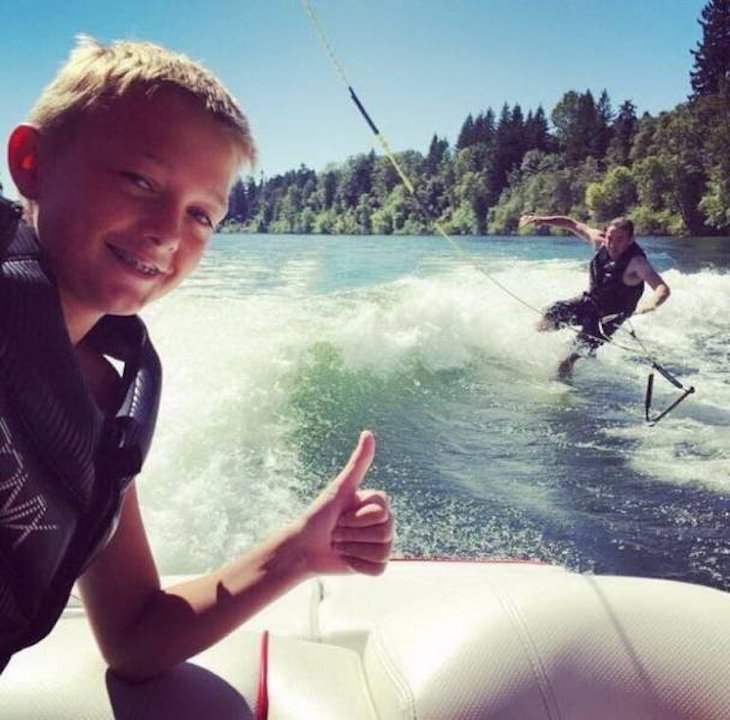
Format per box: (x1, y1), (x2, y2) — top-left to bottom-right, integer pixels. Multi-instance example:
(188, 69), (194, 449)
(28, 35), (256, 165)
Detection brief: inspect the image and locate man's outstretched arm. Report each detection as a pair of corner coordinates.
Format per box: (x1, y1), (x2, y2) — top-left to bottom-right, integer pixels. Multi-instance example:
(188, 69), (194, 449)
(519, 214), (603, 247)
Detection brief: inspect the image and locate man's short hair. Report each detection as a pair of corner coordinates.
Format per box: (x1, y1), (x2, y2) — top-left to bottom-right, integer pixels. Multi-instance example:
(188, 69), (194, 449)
(607, 217), (635, 239)
(27, 35), (256, 165)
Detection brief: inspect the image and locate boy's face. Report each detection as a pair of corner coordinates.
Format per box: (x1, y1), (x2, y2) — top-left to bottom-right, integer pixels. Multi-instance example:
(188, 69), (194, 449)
(32, 87), (241, 328)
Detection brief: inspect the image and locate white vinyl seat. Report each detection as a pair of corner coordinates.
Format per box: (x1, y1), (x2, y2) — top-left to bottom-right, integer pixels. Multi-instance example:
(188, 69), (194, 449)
(1, 562), (729, 720)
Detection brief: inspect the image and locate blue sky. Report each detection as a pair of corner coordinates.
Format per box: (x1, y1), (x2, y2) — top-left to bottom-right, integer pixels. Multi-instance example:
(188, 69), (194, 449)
(0, 0), (706, 196)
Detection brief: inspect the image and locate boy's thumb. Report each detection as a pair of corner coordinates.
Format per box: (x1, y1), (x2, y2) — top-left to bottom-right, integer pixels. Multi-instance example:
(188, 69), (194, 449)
(331, 431), (375, 502)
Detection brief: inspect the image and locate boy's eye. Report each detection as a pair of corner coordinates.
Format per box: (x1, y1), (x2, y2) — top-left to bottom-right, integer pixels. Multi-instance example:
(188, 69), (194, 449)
(189, 208), (213, 229)
(123, 171), (153, 191)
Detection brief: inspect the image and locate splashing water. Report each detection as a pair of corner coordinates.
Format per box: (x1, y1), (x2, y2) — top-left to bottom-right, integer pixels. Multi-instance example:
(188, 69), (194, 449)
(139, 233), (730, 589)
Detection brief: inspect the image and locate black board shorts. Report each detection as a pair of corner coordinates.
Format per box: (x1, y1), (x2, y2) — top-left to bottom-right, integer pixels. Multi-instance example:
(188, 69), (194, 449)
(542, 294), (625, 352)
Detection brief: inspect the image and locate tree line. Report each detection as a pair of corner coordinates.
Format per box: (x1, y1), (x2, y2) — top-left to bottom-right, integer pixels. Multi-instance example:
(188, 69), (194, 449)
(224, 0), (730, 237)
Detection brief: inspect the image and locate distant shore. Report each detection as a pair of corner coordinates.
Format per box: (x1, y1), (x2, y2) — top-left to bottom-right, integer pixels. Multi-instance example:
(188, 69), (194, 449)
(217, 223), (730, 240)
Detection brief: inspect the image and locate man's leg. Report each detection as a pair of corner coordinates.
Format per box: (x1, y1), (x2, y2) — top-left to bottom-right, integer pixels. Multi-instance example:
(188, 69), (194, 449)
(560, 303), (610, 378)
(538, 297), (582, 333)
(538, 297), (588, 378)
(557, 352), (581, 379)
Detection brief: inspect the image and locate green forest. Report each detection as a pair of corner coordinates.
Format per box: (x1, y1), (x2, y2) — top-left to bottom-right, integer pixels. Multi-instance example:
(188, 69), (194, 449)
(225, 0), (730, 237)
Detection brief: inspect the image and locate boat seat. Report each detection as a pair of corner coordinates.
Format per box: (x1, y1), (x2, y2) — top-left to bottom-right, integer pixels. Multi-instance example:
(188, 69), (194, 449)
(318, 562), (730, 719)
(1, 562), (728, 719)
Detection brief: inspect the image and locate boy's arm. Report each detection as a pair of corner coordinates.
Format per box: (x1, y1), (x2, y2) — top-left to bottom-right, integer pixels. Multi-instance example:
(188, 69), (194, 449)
(519, 214), (603, 247)
(78, 431), (393, 681)
(629, 257), (671, 314)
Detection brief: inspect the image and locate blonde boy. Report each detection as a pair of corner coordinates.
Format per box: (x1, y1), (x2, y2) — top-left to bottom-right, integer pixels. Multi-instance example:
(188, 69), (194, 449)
(1, 36), (392, 677)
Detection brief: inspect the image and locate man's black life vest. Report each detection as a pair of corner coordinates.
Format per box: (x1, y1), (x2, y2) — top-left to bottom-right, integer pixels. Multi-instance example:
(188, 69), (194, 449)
(587, 241), (646, 317)
(0, 197), (162, 666)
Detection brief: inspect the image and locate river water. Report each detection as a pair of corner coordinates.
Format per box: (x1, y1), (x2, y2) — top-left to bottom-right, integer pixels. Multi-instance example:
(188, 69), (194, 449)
(140, 233), (730, 590)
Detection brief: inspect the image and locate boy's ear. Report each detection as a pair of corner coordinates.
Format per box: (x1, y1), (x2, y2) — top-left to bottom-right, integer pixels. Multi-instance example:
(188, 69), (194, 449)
(8, 124), (42, 200)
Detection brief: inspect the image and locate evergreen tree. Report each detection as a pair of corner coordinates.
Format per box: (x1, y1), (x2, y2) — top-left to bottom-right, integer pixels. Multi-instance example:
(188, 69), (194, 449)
(693, 92), (730, 230)
(336, 152), (375, 208)
(553, 90), (608, 163)
(245, 176), (260, 217)
(596, 90), (613, 125)
(509, 104), (527, 163)
(424, 134), (450, 175)
(511, 104), (525, 132)
(594, 89), (614, 158)
(524, 105), (551, 152)
(488, 103), (514, 197)
(551, 90), (582, 162)
(456, 113), (476, 149)
(319, 170), (338, 210)
(472, 109), (496, 146)
(576, 90), (600, 160)
(372, 157), (400, 200)
(226, 178), (249, 223)
(607, 100), (638, 166)
(690, 0), (730, 98)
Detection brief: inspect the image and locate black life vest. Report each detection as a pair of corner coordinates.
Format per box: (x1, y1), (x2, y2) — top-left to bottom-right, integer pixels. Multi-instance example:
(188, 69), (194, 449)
(0, 197), (161, 666)
(588, 241), (646, 316)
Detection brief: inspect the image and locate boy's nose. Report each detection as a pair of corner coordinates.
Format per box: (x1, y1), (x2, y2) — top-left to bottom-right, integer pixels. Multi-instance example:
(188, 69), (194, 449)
(143, 203), (183, 249)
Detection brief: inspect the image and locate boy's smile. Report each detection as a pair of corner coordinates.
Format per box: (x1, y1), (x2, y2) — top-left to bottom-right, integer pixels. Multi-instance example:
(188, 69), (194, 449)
(28, 87), (242, 342)
(107, 244), (167, 278)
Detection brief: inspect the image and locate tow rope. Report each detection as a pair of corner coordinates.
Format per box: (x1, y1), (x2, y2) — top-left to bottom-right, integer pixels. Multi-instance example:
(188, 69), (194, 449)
(301, 1), (696, 424)
(300, 0), (538, 316)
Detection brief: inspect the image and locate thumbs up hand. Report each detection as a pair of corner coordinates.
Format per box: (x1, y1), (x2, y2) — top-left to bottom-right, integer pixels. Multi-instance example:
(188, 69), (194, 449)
(293, 431), (394, 577)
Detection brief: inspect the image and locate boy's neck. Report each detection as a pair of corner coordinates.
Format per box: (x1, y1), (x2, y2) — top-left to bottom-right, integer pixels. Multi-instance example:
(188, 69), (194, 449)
(60, 297), (103, 346)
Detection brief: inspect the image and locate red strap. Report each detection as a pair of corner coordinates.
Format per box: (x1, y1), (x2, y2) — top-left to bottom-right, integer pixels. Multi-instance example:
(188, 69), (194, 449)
(255, 630), (270, 720)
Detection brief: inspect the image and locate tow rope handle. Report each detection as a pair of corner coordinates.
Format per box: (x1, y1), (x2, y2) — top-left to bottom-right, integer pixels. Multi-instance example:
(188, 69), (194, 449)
(644, 364), (695, 425)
